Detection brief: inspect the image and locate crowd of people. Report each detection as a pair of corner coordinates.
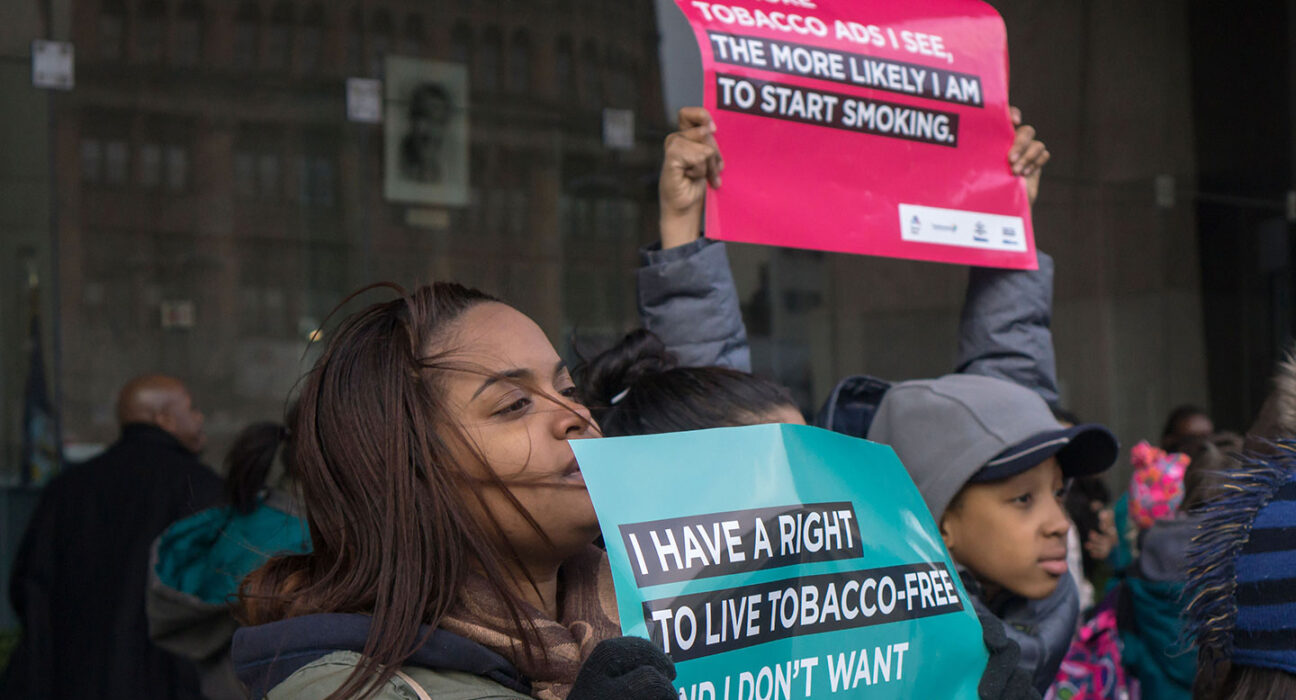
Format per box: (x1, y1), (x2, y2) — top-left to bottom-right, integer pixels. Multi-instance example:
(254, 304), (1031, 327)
(1, 105), (1293, 700)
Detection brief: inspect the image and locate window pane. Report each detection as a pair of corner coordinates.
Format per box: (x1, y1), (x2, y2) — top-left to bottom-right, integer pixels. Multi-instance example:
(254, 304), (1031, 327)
(401, 15), (425, 55)
(175, 21), (201, 65)
(581, 43), (600, 106)
(258, 154), (280, 199)
(347, 8), (364, 74)
(235, 3), (260, 70)
(266, 4), (293, 70)
(80, 139), (102, 183)
(312, 156), (334, 207)
(265, 26), (290, 70)
(299, 25), (322, 73)
(370, 11), (393, 77)
(509, 33), (530, 93)
(479, 30), (502, 91)
(138, 19), (164, 63)
(99, 10), (124, 59)
(175, 2), (204, 66)
(164, 145), (189, 192)
(104, 140), (128, 185)
(555, 37), (573, 98)
(295, 154), (310, 202)
(233, 151), (254, 198)
(138, 143), (162, 189)
(451, 24), (471, 64)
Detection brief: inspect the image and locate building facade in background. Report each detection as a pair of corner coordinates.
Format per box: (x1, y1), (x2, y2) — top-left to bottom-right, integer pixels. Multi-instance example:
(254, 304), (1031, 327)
(2, 1), (1293, 507)
(31, 0), (667, 458)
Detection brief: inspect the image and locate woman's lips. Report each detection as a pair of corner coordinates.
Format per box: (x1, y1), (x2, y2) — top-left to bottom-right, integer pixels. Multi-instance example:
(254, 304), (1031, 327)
(562, 459), (585, 484)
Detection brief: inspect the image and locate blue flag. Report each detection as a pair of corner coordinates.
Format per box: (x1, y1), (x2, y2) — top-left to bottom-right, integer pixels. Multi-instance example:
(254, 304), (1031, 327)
(21, 308), (59, 485)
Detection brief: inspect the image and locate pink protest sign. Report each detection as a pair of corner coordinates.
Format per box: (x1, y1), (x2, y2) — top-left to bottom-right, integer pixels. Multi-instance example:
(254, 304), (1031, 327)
(679, 0), (1037, 269)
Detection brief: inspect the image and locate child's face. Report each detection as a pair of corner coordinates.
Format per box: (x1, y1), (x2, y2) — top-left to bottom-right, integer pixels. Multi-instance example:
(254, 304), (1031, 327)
(940, 457), (1070, 600)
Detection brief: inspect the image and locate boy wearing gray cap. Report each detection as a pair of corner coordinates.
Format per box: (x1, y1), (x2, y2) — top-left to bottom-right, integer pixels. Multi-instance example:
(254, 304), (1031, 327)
(869, 373), (1118, 693)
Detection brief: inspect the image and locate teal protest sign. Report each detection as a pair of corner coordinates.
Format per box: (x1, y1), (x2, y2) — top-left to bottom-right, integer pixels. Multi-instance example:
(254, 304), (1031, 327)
(573, 424), (987, 699)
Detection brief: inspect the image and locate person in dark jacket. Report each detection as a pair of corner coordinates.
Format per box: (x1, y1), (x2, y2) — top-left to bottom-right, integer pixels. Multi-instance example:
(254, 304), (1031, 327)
(0, 374), (223, 700)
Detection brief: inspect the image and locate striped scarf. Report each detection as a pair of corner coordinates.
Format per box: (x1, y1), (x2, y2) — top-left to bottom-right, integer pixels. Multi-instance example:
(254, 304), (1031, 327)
(1186, 444), (1296, 682)
(439, 546), (621, 700)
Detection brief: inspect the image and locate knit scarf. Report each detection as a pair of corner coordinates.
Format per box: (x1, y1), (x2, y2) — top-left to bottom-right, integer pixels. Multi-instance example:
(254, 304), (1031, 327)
(439, 546), (621, 700)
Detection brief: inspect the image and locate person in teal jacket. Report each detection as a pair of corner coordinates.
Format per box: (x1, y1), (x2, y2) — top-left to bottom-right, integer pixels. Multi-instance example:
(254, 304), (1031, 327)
(1117, 515), (1196, 700)
(1117, 436), (1238, 700)
(147, 419), (311, 700)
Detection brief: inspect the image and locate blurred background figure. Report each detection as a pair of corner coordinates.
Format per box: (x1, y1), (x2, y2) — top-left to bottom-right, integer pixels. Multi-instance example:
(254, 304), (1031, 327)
(1160, 405), (1214, 452)
(1063, 475), (1116, 613)
(147, 414), (310, 700)
(1053, 408), (1119, 615)
(1109, 438), (1190, 579)
(0, 375), (221, 699)
(1118, 433), (1241, 700)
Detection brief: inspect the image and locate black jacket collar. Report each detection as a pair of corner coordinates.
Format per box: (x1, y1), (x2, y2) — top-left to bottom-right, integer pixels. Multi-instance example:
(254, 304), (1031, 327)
(231, 612), (530, 696)
(118, 423), (193, 454)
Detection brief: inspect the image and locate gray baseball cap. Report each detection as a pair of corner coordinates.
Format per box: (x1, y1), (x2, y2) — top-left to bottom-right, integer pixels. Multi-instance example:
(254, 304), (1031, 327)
(866, 374), (1118, 520)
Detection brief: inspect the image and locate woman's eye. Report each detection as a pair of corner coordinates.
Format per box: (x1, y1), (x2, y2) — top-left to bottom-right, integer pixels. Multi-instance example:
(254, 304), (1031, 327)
(494, 397), (531, 417)
(1011, 493), (1033, 506)
(559, 386), (578, 398)
(1053, 488), (1067, 501)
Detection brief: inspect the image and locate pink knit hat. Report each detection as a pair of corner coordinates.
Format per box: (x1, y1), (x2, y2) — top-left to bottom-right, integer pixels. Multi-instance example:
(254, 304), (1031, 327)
(1127, 440), (1189, 529)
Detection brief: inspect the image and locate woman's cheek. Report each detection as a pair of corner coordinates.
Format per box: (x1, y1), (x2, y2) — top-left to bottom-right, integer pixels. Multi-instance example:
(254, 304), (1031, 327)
(491, 423), (542, 476)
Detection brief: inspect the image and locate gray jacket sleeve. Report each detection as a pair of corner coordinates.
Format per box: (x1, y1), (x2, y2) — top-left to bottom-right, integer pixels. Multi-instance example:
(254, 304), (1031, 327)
(956, 252), (1059, 406)
(637, 238), (752, 371)
(638, 236), (1059, 405)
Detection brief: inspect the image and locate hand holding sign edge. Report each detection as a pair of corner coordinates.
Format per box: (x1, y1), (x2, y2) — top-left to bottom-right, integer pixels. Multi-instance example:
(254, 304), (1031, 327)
(1008, 106), (1049, 206)
(660, 107), (724, 250)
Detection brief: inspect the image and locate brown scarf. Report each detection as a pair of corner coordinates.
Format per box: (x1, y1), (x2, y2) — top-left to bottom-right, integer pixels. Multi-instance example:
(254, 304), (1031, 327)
(439, 546), (622, 700)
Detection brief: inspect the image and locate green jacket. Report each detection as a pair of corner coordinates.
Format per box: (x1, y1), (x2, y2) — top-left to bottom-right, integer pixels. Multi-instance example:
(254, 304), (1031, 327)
(268, 651), (530, 700)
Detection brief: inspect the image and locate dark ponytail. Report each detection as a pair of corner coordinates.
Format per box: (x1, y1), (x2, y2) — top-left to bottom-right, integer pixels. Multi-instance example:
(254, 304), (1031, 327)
(575, 329), (799, 437)
(576, 329), (676, 409)
(223, 421), (287, 514)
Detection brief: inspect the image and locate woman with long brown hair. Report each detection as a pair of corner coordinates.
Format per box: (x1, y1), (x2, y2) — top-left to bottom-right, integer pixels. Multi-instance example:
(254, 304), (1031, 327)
(230, 284), (676, 699)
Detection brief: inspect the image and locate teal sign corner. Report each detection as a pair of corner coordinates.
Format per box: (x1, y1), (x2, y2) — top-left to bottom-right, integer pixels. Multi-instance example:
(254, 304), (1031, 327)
(573, 423), (988, 699)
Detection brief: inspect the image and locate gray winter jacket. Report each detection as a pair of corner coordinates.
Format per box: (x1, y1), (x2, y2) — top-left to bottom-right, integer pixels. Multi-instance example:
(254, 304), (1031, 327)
(963, 569), (1078, 695)
(636, 237), (1068, 693)
(637, 238), (754, 371)
(636, 237), (1059, 405)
